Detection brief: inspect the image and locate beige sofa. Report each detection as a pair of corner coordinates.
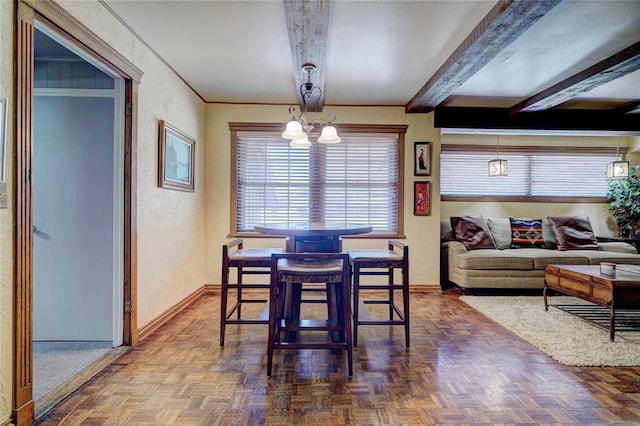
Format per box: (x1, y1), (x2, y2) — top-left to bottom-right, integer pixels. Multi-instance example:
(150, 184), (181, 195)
(441, 217), (640, 290)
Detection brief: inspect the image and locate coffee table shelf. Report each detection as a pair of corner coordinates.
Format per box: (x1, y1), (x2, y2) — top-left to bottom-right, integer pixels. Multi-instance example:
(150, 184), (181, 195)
(544, 264), (640, 341)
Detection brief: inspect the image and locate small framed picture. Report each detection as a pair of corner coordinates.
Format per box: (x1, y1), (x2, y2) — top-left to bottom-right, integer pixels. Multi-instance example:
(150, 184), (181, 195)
(158, 120), (195, 192)
(414, 141), (431, 176)
(414, 181), (430, 216)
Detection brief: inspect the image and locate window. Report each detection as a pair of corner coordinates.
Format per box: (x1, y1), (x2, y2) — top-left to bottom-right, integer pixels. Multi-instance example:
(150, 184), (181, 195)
(440, 145), (622, 201)
(230, 123), (406, 236)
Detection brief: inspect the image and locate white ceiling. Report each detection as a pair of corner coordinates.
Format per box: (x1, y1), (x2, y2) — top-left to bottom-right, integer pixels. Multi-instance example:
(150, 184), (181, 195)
(99, 0), (640, 131)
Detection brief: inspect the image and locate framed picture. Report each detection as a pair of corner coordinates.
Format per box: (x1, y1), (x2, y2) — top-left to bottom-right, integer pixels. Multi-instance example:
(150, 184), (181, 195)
(414, 141), (431, 176)
(158, 120), (195, 192)
(0, 98), (7, 181)
(413, 181), (430, 216)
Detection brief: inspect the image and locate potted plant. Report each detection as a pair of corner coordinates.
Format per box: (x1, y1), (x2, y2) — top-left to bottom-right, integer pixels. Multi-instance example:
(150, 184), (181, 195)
(607, 164), (640, 238)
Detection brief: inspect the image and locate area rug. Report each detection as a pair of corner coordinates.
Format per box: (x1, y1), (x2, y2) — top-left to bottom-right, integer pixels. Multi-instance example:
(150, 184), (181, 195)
(460, 295), (640, 367)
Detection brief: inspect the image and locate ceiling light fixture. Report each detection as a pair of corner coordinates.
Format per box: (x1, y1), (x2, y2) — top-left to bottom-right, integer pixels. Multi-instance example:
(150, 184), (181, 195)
(606, 137), (629, 178)
(281, 63), (341, 147)
(488, 135), (508, 176)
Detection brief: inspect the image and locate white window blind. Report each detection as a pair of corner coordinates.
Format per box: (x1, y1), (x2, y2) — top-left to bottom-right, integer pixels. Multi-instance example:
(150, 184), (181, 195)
(234, 130), (401, 233)
(441, 146), (619, 198)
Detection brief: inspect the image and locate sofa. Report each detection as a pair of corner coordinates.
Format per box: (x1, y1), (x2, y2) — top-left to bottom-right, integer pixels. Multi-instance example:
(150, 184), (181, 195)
(441, 215), (640, 290)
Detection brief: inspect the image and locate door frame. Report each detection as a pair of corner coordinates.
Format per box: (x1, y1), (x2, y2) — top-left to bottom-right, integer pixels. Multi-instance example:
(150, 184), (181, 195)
(14, 1), (142, 424)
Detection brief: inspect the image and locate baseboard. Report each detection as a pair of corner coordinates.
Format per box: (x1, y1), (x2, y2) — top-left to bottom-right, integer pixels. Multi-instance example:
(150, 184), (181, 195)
(1, 415), (14, 426)
(138, 287), (206, 341)
(410, 284), (442, 293)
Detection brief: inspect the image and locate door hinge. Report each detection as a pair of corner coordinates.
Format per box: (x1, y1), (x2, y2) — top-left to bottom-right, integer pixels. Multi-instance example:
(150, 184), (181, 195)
(125, 102), (132, 116)
(125, 299), (132, 313)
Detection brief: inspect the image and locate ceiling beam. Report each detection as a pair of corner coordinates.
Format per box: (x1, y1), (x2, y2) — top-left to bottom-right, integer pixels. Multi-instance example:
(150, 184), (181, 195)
(405, 0), (563, 114)
(283, 0), (330, 112)
(434, 107), (640, 133)
(615, 100), (640, 115)
(511, 41), (640, 113)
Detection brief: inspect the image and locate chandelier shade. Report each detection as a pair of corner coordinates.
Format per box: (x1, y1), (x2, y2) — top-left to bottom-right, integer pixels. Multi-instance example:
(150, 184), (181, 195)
(281, 64), (340, 147)
(607, 160), (630, 178)
(488, 159), (508, 176)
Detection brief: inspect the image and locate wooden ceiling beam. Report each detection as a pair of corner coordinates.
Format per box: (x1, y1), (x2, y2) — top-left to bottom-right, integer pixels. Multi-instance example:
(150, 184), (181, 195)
(613, 100), (640, 115)
(511, 41), (640, 113)
(405, 0), (563, 114)
(434, 106), (640, 132)
(283, 0), (331, 112)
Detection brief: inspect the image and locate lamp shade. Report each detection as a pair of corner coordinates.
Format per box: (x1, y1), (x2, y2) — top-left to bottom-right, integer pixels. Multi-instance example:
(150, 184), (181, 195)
(290, 134), (311, 148)
(281, 120), (305, 140)
(317, 125), (341, 144)
(607, 160), (630, 178)
(488, 159), (508, 176)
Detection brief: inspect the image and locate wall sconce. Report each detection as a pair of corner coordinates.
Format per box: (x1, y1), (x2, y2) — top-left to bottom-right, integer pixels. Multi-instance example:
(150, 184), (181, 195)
(488, 135), (507, 176)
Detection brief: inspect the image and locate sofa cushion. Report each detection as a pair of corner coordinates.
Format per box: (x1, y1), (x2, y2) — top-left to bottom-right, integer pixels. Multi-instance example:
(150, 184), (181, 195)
(509, 218), (546, 248)
(441, 219), (455, 242)
(575, 250), (640, 266)
(511, 248), (589, 269)
(454, 249), (533, 270)
(547, 216), (598, 251)
(451, 215), (496, 250)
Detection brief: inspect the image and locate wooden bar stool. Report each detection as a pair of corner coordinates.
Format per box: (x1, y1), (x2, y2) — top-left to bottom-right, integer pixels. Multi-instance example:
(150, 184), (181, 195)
(266, 252), (353, 377)
(220, 239), (283, 346)
(348, 240), (410, 347)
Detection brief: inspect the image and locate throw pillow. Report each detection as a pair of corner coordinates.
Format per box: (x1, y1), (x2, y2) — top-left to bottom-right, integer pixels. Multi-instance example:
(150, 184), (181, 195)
(547, 216), (598, 251)
(509, 218), (546, 248)
(450, 215), (496, 250)
(485, 218), (512, 250)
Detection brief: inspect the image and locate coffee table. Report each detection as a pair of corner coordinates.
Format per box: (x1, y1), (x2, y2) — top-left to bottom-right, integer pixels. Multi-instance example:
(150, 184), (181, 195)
(544, 264), (640, 341)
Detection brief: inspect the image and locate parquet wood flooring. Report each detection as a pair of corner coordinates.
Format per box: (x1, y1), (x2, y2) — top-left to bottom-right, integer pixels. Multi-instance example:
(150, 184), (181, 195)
(36, 292), (640, 425)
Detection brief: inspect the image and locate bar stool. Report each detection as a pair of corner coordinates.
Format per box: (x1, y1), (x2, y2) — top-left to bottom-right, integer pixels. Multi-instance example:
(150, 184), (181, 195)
(267, 252), (353, 377)
(348, 240), (410, 347)
(220, 239), (283, 346)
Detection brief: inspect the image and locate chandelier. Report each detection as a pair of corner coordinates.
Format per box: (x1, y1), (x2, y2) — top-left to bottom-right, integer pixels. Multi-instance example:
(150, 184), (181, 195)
(281, 64), (341, 148)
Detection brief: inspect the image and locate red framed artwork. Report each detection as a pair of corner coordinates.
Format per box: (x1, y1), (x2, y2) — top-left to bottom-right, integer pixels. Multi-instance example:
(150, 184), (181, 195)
(414, 181), (430, 216)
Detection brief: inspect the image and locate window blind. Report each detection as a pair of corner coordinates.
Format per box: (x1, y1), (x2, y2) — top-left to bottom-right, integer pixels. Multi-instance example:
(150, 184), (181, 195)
(441, 146), (618, 198)
(235, 132), (400, 233)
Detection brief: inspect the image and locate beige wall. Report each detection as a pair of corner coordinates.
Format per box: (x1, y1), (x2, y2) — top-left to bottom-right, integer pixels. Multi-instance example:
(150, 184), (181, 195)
(204, 104), (441, 287)
(55, 0), (208, 327)
(0, 1), (14, 420)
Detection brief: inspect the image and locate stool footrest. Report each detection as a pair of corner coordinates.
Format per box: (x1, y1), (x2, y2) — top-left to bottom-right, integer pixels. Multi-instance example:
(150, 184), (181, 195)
(357, 284), (404, 290)
(226, 283), (270, 289)
(273, 341), (348, 350)
(280, 319), (341, 331)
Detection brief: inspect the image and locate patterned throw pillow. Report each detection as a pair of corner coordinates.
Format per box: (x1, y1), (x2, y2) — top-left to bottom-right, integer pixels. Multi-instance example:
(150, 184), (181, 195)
(509, 218), (546, 249)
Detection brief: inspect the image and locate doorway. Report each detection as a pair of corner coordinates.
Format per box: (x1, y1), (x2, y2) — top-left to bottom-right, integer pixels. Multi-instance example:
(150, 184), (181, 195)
(14, 2), (141, 423)
(32, 25), (124, 404)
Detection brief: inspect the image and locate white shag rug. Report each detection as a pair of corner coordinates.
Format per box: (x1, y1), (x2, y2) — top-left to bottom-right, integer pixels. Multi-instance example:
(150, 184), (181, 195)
(460, 295), (640, 367)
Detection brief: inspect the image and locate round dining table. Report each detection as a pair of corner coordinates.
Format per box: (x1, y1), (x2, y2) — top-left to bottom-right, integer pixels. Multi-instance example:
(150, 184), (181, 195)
(254, 221), (373, 253)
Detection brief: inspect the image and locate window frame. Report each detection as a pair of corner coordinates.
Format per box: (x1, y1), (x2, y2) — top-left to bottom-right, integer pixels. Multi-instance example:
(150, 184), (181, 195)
(229, 122), (406, 238)
(440, 144), (625, 203)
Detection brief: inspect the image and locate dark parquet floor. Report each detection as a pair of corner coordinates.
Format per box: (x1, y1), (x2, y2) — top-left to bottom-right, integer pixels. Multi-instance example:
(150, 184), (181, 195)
(36, 292), (640, 425)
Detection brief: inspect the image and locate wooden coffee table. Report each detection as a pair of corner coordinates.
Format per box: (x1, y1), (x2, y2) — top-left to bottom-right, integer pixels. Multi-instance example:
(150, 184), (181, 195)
(544, 264), (640, 341)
